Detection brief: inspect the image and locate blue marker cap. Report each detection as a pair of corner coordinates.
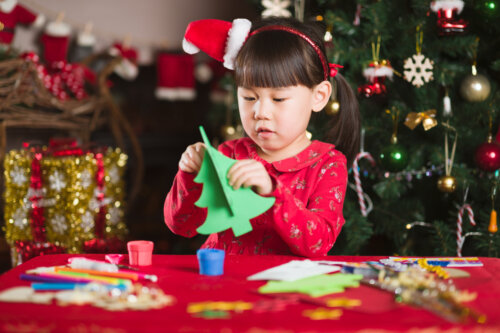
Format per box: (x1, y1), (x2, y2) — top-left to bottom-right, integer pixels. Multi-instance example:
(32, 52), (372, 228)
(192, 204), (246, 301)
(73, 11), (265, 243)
(197, 249), (225, 276)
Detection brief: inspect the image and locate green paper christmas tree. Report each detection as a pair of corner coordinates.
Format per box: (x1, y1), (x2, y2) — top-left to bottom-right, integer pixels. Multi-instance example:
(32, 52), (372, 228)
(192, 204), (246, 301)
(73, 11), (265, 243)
(194, 126), (275, 237)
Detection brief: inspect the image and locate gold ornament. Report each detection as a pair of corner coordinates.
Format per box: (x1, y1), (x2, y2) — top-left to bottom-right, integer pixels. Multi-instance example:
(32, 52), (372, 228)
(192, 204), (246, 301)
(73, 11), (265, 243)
(404, 109), (438, 131)
(460, 73), (491, 102)
(325, 99), (340, 116)
(437, 175), (457, 193)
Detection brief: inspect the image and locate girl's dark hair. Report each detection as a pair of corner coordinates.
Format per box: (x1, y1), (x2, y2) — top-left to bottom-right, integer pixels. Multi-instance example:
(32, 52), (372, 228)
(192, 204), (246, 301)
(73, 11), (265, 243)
(234, 17), (360, 167)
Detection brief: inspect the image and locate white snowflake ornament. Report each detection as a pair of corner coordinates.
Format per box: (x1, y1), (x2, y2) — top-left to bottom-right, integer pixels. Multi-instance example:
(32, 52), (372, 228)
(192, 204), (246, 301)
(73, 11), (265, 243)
(51, 214), (68, 234)
(108, 166), (120, 184)
(108, 206), (123, 225)
(12, 208), (28, 230)
(81, 211), (95, 232)
(262, 0), (292, 18)
(10, 166), (27, 186)
(49, 170), (66, 192)
(89, 198), (100, 211)
(79, 170), (93, 189)
(403, 54), (434, 88)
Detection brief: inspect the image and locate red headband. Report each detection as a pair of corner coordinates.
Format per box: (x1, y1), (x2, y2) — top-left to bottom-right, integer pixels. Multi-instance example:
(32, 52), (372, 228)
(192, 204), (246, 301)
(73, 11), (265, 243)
(249, 25), (342, 81)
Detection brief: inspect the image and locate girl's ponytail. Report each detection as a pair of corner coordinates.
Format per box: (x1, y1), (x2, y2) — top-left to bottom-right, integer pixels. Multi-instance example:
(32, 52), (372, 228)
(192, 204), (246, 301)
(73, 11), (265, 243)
(325, 73), (361, 168)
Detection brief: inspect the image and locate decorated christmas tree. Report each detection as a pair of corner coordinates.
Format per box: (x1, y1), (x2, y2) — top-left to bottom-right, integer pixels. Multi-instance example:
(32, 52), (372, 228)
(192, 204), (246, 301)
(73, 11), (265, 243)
(206, 0), (500, 257)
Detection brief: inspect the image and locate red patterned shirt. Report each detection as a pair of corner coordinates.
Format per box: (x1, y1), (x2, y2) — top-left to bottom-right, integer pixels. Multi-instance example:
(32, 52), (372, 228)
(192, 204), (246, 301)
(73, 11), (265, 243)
(164, 137), (348, 257)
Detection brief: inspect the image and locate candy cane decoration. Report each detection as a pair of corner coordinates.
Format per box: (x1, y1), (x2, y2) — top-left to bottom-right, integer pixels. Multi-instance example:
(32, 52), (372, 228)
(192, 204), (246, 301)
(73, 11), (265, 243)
(456, 203), (476, 257)
(352, 151), (376, 217)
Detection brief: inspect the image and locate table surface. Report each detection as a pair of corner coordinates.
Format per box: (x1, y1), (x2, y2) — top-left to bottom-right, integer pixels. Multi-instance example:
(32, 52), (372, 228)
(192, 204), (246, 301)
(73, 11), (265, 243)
(0, 254), (499, 333)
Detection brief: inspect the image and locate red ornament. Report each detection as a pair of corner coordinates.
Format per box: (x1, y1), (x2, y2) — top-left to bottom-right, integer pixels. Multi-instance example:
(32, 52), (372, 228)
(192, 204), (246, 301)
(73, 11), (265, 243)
(358, 61), (393, 98)
(431, 0), (468, 35)
(475, 140), (500, 172)
(358, 77), (387, 98)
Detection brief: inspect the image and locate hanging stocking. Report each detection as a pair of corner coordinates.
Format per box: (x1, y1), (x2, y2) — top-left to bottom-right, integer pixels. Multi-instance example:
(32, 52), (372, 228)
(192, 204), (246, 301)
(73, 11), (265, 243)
(41, 18), (71, 64)
(155, 52), (196, 101)
(0, 0), (44, 45)
(71, 22), (96, 63)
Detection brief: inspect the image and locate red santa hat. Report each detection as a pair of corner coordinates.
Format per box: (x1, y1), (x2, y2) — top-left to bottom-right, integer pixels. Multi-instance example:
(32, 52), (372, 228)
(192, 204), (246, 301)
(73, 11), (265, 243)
(430, 0), (464, 13)
(109, 43), (139, 80)
(182, 18), (252, 70)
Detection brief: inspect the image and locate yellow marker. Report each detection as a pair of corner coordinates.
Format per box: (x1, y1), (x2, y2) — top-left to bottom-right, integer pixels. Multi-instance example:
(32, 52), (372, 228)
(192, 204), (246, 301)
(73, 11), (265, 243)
(52, 271), (131, 285)
(55, 266), (139, 281)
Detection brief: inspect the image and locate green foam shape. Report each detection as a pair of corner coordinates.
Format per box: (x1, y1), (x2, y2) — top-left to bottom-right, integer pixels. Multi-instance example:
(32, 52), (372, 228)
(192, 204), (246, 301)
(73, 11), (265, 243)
(194, 126), (275, 237)
(258, 273), (363, 298)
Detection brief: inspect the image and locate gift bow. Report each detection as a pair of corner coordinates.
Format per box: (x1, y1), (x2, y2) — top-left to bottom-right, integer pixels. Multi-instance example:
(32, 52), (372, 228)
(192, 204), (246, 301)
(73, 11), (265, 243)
(329, 63), (343, 78)
(404, 109), (438, 131)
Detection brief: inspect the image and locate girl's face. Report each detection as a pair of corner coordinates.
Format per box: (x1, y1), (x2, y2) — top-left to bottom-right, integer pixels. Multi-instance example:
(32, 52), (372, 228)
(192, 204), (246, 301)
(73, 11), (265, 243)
(237, 83), (330, 162)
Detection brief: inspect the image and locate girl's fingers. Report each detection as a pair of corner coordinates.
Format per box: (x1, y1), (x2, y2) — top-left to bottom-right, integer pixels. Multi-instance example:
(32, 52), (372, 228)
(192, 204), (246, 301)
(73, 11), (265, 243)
(229, 165), (266, 189)
(231, 171), (255, 190)
(179, 160), (194, 173)
(179, 142), (206, 173)
(228, 160), (260, 181)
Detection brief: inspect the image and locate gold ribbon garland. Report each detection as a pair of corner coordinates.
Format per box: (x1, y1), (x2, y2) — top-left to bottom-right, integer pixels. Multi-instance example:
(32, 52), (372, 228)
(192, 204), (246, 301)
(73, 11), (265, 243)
(404, 109), (438, 131)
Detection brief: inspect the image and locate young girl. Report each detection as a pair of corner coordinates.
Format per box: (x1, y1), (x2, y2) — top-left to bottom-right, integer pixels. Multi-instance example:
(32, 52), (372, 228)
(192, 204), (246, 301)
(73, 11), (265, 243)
(164, 17), (360, 257)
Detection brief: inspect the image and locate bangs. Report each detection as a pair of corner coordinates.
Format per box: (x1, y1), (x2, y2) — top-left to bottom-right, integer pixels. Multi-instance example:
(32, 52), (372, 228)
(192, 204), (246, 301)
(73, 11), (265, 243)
(234, 31), (320, 88)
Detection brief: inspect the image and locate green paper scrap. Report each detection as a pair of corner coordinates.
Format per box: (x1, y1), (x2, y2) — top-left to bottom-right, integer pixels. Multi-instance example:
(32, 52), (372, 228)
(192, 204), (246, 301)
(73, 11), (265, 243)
(193, 310), (231, 319)
(194, 126), (275, 237)
(258, 274), (363, 298)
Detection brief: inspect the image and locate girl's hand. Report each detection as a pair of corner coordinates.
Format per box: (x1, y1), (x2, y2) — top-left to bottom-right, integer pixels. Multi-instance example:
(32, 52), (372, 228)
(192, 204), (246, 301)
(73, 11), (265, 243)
(179, 142), (205, 173)
(227, 159), (274, 195)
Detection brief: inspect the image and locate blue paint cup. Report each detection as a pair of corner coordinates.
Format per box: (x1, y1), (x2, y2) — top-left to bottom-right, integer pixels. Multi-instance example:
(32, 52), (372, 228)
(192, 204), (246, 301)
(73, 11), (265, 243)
(197, 249), (225, 276)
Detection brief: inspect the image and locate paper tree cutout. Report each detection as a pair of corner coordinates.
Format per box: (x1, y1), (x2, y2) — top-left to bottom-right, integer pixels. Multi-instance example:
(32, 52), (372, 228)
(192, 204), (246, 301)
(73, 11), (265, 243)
(258, 274), (363, 298)
(194, 126), (275, 237)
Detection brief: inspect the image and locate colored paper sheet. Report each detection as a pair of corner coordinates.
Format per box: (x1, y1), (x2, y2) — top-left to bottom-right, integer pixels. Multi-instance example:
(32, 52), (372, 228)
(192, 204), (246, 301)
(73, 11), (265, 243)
(258, 273), (363, 298)
(194, 126), (275, 237)
(247, 260), (341, 282)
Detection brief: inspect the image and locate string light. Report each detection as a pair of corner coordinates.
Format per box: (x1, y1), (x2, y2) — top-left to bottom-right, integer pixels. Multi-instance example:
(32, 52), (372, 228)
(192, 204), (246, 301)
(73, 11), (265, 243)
(405, 221), (433, 230)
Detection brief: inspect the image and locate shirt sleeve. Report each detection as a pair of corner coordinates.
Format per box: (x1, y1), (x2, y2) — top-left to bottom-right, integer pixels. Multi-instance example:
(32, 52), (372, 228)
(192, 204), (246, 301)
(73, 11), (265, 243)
(163, 170), (206, 238)
(14, 5), (37, 25)
(269, 153), (348, 257)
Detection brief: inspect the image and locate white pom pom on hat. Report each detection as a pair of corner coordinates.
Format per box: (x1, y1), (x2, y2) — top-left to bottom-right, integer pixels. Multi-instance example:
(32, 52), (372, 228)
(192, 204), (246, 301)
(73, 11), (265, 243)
(430, 0), (464, 14)
(182, 18), (252, 70)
